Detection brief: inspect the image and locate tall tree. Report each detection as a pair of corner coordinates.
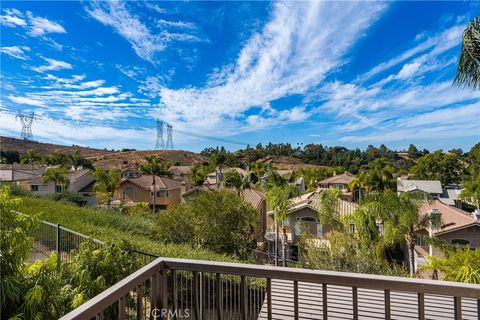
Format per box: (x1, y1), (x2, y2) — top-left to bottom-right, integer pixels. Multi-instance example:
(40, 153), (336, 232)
(68, 150), (91, 169)
(20, 149), (42, 170)
(358, 191), (441, 275)
(92, 167), (120, 207)
(410, 151), (463, 185)
(454, 17), (480, 90)
(139, 156), (171, 177)
(265, 185), (299, 266)
(42, 167), (69, 193)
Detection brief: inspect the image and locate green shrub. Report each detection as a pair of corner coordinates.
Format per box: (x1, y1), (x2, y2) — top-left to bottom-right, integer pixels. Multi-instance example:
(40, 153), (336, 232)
(157, 191), (257, 259)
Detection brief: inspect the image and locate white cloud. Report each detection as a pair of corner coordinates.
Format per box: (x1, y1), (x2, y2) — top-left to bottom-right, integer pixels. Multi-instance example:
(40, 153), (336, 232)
(157, 19), (195, 29)
(27, 12), (66, 36)
(8, 95), (46, 107)
(32, 57), (73, 73)
(86, 1), (205, 64)
(86, 1), (166, 64)
(0, 8), (26, 27)
(361, 24), (464, 82)
(0, 46), (30, 60)
(0, 8), (66, 36)
(153, 1), (387, 133)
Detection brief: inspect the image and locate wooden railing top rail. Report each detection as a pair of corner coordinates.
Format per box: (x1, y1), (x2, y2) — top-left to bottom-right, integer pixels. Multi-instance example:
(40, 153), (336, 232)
(162, 258), (480, 298)
(60, 257), (480, 320)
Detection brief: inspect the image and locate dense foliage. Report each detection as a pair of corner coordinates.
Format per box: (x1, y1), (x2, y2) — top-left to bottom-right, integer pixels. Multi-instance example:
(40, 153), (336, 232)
(423, 246), (480, 284)
(409, 151), (464, 185)
(157, 191), (257, 258)
(17, 196), (240, 263)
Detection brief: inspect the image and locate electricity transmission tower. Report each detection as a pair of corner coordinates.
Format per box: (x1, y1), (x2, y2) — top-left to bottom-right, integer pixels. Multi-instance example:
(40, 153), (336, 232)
(166, 124), (174, 150)
(155, 119), (164, 150)
(15, 111), (36, 140)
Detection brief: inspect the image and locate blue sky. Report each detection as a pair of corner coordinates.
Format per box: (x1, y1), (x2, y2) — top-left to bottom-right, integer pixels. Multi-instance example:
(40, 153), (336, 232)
(1, 1), (479, 152)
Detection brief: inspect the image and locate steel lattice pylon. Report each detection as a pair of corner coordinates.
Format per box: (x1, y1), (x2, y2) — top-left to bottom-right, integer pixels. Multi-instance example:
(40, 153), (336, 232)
(15, 112), (35, 140)
(155, 119), (164, 150)
(166, 124), (174, 150)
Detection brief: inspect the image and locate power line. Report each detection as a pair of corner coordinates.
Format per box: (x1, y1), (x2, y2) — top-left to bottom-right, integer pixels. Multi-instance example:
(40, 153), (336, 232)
(1, 109), (249, 147)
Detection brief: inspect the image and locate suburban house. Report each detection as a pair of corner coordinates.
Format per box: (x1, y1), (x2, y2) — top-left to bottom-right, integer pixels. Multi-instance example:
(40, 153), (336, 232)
(204, 166), (248, 186)
(26, 168), (94, 195)
(396, 178), (443, 198)
(261, 169), (306, 193)
(265, 189), (358, 260)
(0, 163), (46, 184)
(114, 174), (182, 211)
(317, 171), (355, 200)
(168, 165), (192, 189)
(181, 185), (267, 242)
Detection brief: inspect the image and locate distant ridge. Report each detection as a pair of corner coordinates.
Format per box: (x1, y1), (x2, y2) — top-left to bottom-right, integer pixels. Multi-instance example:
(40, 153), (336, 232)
(0, 136), (208, 167)
(0, 136), (113, 157)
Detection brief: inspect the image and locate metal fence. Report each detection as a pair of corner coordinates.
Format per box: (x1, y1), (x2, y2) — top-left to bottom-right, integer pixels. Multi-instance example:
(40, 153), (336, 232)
(25, 213), (158, 268)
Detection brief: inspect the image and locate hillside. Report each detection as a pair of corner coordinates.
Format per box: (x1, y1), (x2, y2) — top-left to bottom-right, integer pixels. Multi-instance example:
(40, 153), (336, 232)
(89, 150), (208, 168)
(0, 136), (113, 157)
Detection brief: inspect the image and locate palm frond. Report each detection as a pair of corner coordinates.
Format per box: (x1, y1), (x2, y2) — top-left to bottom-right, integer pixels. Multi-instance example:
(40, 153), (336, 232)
(454, 17), (480, 90)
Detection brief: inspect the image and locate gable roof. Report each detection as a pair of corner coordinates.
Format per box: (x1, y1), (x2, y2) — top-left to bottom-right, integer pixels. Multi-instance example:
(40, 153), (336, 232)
(121, 175), (182, 190)
(267, 189), (359, 217)
(419, 200), (478, 235)
(397, 179), (442, 194)
(317, 172), (355, 185)
(67, 168), (92, 182)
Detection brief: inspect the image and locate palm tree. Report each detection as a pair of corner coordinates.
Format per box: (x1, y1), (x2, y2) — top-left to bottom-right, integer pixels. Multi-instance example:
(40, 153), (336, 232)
(361, 158), (396, 192)
(68, 150), (86, 170)
(42, 167), (69, 193)
(139, 156), (171, 213)
(460, 176), (480, 209)
(92, 167), (120, 207)
(358, 191), (441, 275)
(265, 185), (299, 266)
(454, 17), (480, 90)
(348, 172), (368, 200)
(20, 149), (42, 170)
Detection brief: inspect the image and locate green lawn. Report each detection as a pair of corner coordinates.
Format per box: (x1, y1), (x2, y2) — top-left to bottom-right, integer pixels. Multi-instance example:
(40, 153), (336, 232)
(18, 196), (239, 262)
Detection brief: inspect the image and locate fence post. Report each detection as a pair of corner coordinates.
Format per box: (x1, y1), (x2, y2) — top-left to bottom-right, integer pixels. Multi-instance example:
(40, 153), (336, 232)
(56, 224), (61, 268)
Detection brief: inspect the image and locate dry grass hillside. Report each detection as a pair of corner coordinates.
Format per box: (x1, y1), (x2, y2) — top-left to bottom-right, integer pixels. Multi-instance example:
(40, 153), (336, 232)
(0, 136), (113, 157)
(89, 150), (208, 168)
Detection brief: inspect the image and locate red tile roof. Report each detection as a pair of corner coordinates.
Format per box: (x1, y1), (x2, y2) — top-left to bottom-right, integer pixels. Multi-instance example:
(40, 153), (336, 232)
(419, 200), (478, 235)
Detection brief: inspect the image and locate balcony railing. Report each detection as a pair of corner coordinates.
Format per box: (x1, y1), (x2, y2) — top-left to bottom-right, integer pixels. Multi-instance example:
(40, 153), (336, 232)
(60, 257), (480, 320)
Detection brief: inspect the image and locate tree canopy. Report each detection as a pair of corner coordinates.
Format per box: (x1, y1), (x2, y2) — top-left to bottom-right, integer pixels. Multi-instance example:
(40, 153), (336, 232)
(157, 191), (257, 258)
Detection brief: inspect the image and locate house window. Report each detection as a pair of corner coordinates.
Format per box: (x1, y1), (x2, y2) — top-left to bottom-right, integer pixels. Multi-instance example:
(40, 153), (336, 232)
(316, 224), (323, 238)
(55, 185), (62, 193)
(31, 185), (39, 192)
(284, 217), (290, 227)
(300, 217), (316, 222)
(451, 239), (470, 247)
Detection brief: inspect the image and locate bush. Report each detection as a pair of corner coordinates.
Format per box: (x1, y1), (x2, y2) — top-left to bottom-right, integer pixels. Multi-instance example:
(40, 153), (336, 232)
(125, 202), (151, 217)
(17, 196), (239, 263)
(157, 191), (257, 259)
(48, 192), (87, 206)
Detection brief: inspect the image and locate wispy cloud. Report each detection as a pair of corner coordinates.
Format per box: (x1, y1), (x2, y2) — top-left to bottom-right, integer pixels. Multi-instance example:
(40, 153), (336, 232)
(0, 8), (66, 36)
(157, 19), (195, 29)
(32, 57), (73, 73)
(85, 1), (204, 64)
(0, 46), (30, 60)
(86, 1), (165, 64)
(8, 95), (46, 107)
(152, 1), (387, 133)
